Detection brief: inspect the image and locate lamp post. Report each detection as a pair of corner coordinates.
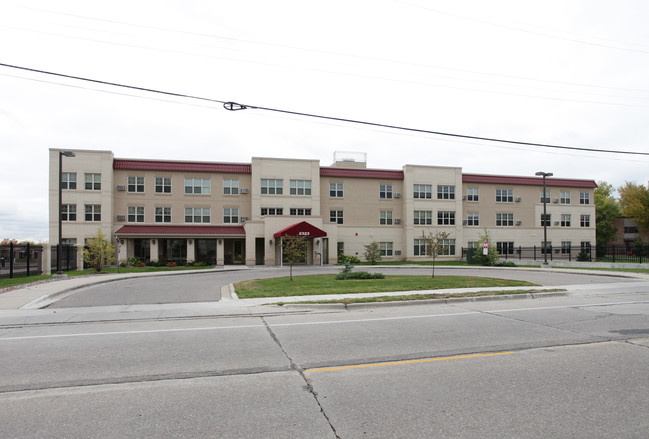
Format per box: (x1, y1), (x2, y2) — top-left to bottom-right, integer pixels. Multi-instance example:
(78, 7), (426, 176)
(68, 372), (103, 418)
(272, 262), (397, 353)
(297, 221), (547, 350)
(535, 171), (553, 265)
(57, 151), (75, 275)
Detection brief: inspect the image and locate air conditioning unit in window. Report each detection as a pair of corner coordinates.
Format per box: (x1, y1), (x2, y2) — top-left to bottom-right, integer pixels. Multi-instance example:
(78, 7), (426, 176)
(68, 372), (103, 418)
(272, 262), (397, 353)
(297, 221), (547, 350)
(241, 217), (249, 222)
(462, 195), (467, 200)
(515, 197), (522, 202)
(462, 220), (468, 225)
(553, 198), (559, 203)
(516, 220), (522, 225)
(240, 188), (249, 194)
(394, 219), (401, 224)
(116, 215), (126, 221)
(394, 193), (401, 198)
(395, 250), (401, 255)
(117, 185), (126, 191)
(554, 221), (560, 226)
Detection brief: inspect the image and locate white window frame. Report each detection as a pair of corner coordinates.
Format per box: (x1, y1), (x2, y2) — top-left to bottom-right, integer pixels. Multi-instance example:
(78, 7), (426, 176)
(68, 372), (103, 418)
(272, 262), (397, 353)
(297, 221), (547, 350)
(467, 187), (479, 202)
(128, 176), (145, 193)
(261, 179), (283, 195)
(413, 184), (432, 199)
(439, 239), (456, 256)
(414, 210), (432, 225)
(155, 206), (171, 223)
(290, 179), (312, 196)
(128, 206), (144, 223)
(496, 241), (514, 255)
(380, 184), (393, 199)
(185, 178), (211, 195)
(467, 212), (479, 226)
(540, 190), (551, 203)
(541, 214), (551, 227)
(437, 185), (455, 200)
(496, 213), (514, 226)
(560, 191), (571, 204)
(261, 208), (284, 216)
(496, 189), (513, 203)
(379, 242), (393, 256)
(62, 172), (76, 190)
(85, 173), (101, 191)
(290, 208), (312, 216)
(330, 210), (343, 224)
(580, 214), (590, 227)
(330, 182), (343, 198)
(185, 207), (210, 223)
(223, 179), (239, 195)
(84, 204), (101, 221)
(437, 211), (455, 225)
(380, 210), (393, 225)
(62, 204), (76, 221)
(580, 192), (590, 205)
(561, 214), (571, 227)
(155, 177), (172, 194)
(223, 207), (239, 223)
(414, 238), (428, 256)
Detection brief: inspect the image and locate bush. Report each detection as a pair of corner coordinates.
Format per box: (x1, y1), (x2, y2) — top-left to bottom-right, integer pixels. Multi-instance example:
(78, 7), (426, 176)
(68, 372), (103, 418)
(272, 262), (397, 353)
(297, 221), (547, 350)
(338, 254), (361, 265)
(336, 271), (385, 280)
(577, 250), (591, 262)
(119, 262), (127, 268)
(193, 261), (208, 267)
(496, 261), (517, 267)
(127, 257), (143, 266)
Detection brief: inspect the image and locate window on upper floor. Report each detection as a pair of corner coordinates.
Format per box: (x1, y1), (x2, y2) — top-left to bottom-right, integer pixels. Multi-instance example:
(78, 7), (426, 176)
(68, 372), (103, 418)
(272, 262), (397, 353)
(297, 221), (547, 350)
(467, 212), (479, 226)
(261, 179), (283, 195)
(128, 176), (145, 193)
(84, 204), (101, 221)
(580, 214), (590, 227)
(185, 207), (210, 223)
(437, 185), (455, 200)
(223, 208), (239, 223)
(62, 172), (76, 190)
(496, 189), (513, 203)
(330, 182), (343, 198)
(413, 184), (431, 199)
(540, 190), (551, 203)
(561, 214), (571, 227)
(380, 210), (393, 225)
(261, 208), (283, 216)
(62, 204), (76, 221)
(128, 206), (144, 223)
(185, 178), (211, 195)
(330, 210), (343, 224)
(290, 179), (312, 196)
(155, 207), (171, 223)
(380, 184), (393, 199)
(541, 213), (551, 227)
(467, 187), (479, 202)
(496, 213), (514, 226)
(437, 211), (455, 225)
(580, 192), (590, 205)
(224, 179), (239, 195)
(85, 173), (101, 191)
(155, 177), (172, 194)
(414, 210), (432, 225)
(560, 191), (571, 204)
(290, 208), (311, 216)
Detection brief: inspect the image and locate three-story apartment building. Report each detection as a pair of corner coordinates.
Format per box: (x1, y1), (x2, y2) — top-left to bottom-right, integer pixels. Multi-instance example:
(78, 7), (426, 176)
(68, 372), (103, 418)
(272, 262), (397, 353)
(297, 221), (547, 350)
(49, 149), (596, 266)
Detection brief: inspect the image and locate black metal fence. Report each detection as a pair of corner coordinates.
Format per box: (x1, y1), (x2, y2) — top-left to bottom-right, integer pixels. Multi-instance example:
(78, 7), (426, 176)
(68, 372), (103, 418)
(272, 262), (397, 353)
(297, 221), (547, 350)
(51, 244), (79, 272)
(0, 243), (44, 278)
(463, 243), (649, 264)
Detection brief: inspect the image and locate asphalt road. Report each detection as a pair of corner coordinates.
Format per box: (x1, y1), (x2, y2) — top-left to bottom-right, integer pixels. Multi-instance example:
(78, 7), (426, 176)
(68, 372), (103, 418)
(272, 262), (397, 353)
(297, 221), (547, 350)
(1, 281), (649, 438)
(49, 265), (636, 308)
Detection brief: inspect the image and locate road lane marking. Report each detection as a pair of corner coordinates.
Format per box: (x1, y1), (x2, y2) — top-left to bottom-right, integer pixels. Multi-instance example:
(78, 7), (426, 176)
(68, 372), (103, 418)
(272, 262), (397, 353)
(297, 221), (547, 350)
(305, 352), (515, 373)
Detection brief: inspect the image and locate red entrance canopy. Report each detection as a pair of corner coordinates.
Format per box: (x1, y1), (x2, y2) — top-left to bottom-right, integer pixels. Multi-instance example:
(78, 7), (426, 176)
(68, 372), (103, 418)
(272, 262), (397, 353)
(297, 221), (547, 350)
(273, 221), (327, 238)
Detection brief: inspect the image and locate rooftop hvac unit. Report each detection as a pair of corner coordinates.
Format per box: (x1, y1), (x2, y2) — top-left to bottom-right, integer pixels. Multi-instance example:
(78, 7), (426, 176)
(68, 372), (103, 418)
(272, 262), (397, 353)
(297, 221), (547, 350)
(515, 197), (522, 202)
(394, 193), (401, 198)
(117, 185), (126, 191)
(394, 219), (401, 224)
(116, 215), (126, 221)
(241, 217), (249, 222)
(240, 188), (249, 194)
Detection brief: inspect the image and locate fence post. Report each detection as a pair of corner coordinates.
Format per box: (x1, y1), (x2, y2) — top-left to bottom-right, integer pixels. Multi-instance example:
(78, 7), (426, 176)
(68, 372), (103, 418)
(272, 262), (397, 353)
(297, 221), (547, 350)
(9, 242), (14, 278)
(533, 245), (536, 261)
(569, 244), (571, 262)
(26, 243), (30, 276)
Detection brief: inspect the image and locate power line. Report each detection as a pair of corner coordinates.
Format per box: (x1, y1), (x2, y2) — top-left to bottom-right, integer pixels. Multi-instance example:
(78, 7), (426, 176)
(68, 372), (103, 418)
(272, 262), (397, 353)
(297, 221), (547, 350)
(1, 61), (648, 157)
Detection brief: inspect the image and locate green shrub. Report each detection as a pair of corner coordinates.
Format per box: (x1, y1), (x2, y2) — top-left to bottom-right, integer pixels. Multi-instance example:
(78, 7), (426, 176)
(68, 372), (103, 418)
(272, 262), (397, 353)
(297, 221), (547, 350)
(336, 271), (385, 280)
(496, 261), (517, 267)
(338, 254), (361, 265)
(119, 262), (127, 268)
(577, 250), (591, 262)
(193, 261), (208, 267)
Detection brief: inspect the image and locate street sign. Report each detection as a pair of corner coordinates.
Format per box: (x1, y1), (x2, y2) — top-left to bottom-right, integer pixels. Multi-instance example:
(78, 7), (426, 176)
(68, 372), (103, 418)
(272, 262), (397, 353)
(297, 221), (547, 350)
(483, 241), (489, 255)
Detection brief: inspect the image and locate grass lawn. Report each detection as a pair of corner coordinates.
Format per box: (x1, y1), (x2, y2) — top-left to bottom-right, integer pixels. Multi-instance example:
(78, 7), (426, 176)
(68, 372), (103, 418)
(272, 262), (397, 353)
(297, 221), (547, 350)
(234, 274), (537, 298)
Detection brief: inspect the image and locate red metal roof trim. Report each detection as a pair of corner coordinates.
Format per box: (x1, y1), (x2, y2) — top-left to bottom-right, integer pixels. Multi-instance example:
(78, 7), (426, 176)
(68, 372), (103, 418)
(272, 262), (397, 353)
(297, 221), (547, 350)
(114, 159), (251, 174)
(273, 221), (327, 238)
(462, 174), (597, 188)
(320, 167), (404, 179)
(115, 225), (246, 236)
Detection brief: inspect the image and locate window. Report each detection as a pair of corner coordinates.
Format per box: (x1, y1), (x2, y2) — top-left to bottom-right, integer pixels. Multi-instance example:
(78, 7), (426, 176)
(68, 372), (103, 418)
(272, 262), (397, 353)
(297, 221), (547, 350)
(414, 210), (432, 225)
(128, 206), (144, 223)
(541, 241), (552, 254)
(580, 192), (590, 205)
(155, 207), (171, 223)
(155, 177), (172, 194)
(581, 241), (592, 251)
(223, 208), (239, 223)
(414, 184), (432, 199)
(62, 172), (76, 190)
(330, 210), (343, 224)
(379, 242), (393, 256)
(261, 179), (283, 195)
(290, 208), (312, 216)
(561, 241), (571, 254)
(61, 238), (77, 245)
(185, 207), (210, 223)
(496, 213), (514, 226)
(128, 176), (144, 193)
(467, 241), (478, 249)
(380, 210), (393, 225)
(414, 239), (428, 256)
(330, 182), (343, 198)
(496, 242), (514, 255)
(560, 191), (571, 204)
(467, 188), (479, 202)
(467, 212), (479, 226)
(62, 204), (76, 221)
(437, 185), (455, 200)
(185, 178), (211, 194)
(380, 184), (393, 199)
(437, 211), (455, 225)
(261, 208), (283, 215)
(85, 173), (101, 190)
(496, 189), (513, 203)
(580, 214), (590, 227)
(84, 204), (101, 221)
(541, 214), (551, 227)
(224, 179), (239, 195)
(290, 179), (312, 196)
(439, 239), (456, 255)
(540, 191), (551, 203)
(561, 214), (571, 227)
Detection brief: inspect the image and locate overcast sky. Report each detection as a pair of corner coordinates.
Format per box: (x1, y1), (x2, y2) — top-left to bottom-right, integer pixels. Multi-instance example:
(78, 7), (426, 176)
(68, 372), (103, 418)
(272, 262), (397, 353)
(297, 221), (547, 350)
(2, 0), (648, 243)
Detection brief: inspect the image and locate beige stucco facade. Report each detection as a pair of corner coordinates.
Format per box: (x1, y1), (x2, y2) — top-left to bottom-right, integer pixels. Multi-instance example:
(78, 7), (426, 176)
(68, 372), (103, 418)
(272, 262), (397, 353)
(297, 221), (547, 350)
(50, 148), (596, 266)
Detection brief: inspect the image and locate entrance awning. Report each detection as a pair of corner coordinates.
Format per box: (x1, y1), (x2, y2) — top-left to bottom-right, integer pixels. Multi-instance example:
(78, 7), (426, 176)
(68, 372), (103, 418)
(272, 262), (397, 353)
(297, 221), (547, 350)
(273, 221), (327, 238)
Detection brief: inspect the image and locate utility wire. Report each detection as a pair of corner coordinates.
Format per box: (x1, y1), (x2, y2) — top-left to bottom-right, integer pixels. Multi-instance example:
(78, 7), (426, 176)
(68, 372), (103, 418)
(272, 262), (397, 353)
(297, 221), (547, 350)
(2, 62), (648, 157)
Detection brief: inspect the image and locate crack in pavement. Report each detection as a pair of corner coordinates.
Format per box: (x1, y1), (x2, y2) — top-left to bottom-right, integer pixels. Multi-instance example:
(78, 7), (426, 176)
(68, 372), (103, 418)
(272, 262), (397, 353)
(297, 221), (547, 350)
(261, 316), (341, 439)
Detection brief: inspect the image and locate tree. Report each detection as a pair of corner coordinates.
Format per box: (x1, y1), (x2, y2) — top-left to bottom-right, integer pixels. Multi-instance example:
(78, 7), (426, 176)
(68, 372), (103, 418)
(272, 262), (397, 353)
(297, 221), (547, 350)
(618, 182), (649, 232)
(420, 230), (450, 278)
(594, 181), (620, 246)
(83, 229), (116, 272)
(472, 228), (500, 266)
(281, 235), (308, 281)
(363, 241), (382, 265)
(1, 239), (18, 246)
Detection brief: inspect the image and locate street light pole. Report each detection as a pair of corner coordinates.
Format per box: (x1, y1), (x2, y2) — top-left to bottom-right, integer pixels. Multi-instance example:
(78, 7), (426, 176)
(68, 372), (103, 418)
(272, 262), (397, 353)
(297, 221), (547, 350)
(535, 171), (553, 265)
(57, 151), (75, 275)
